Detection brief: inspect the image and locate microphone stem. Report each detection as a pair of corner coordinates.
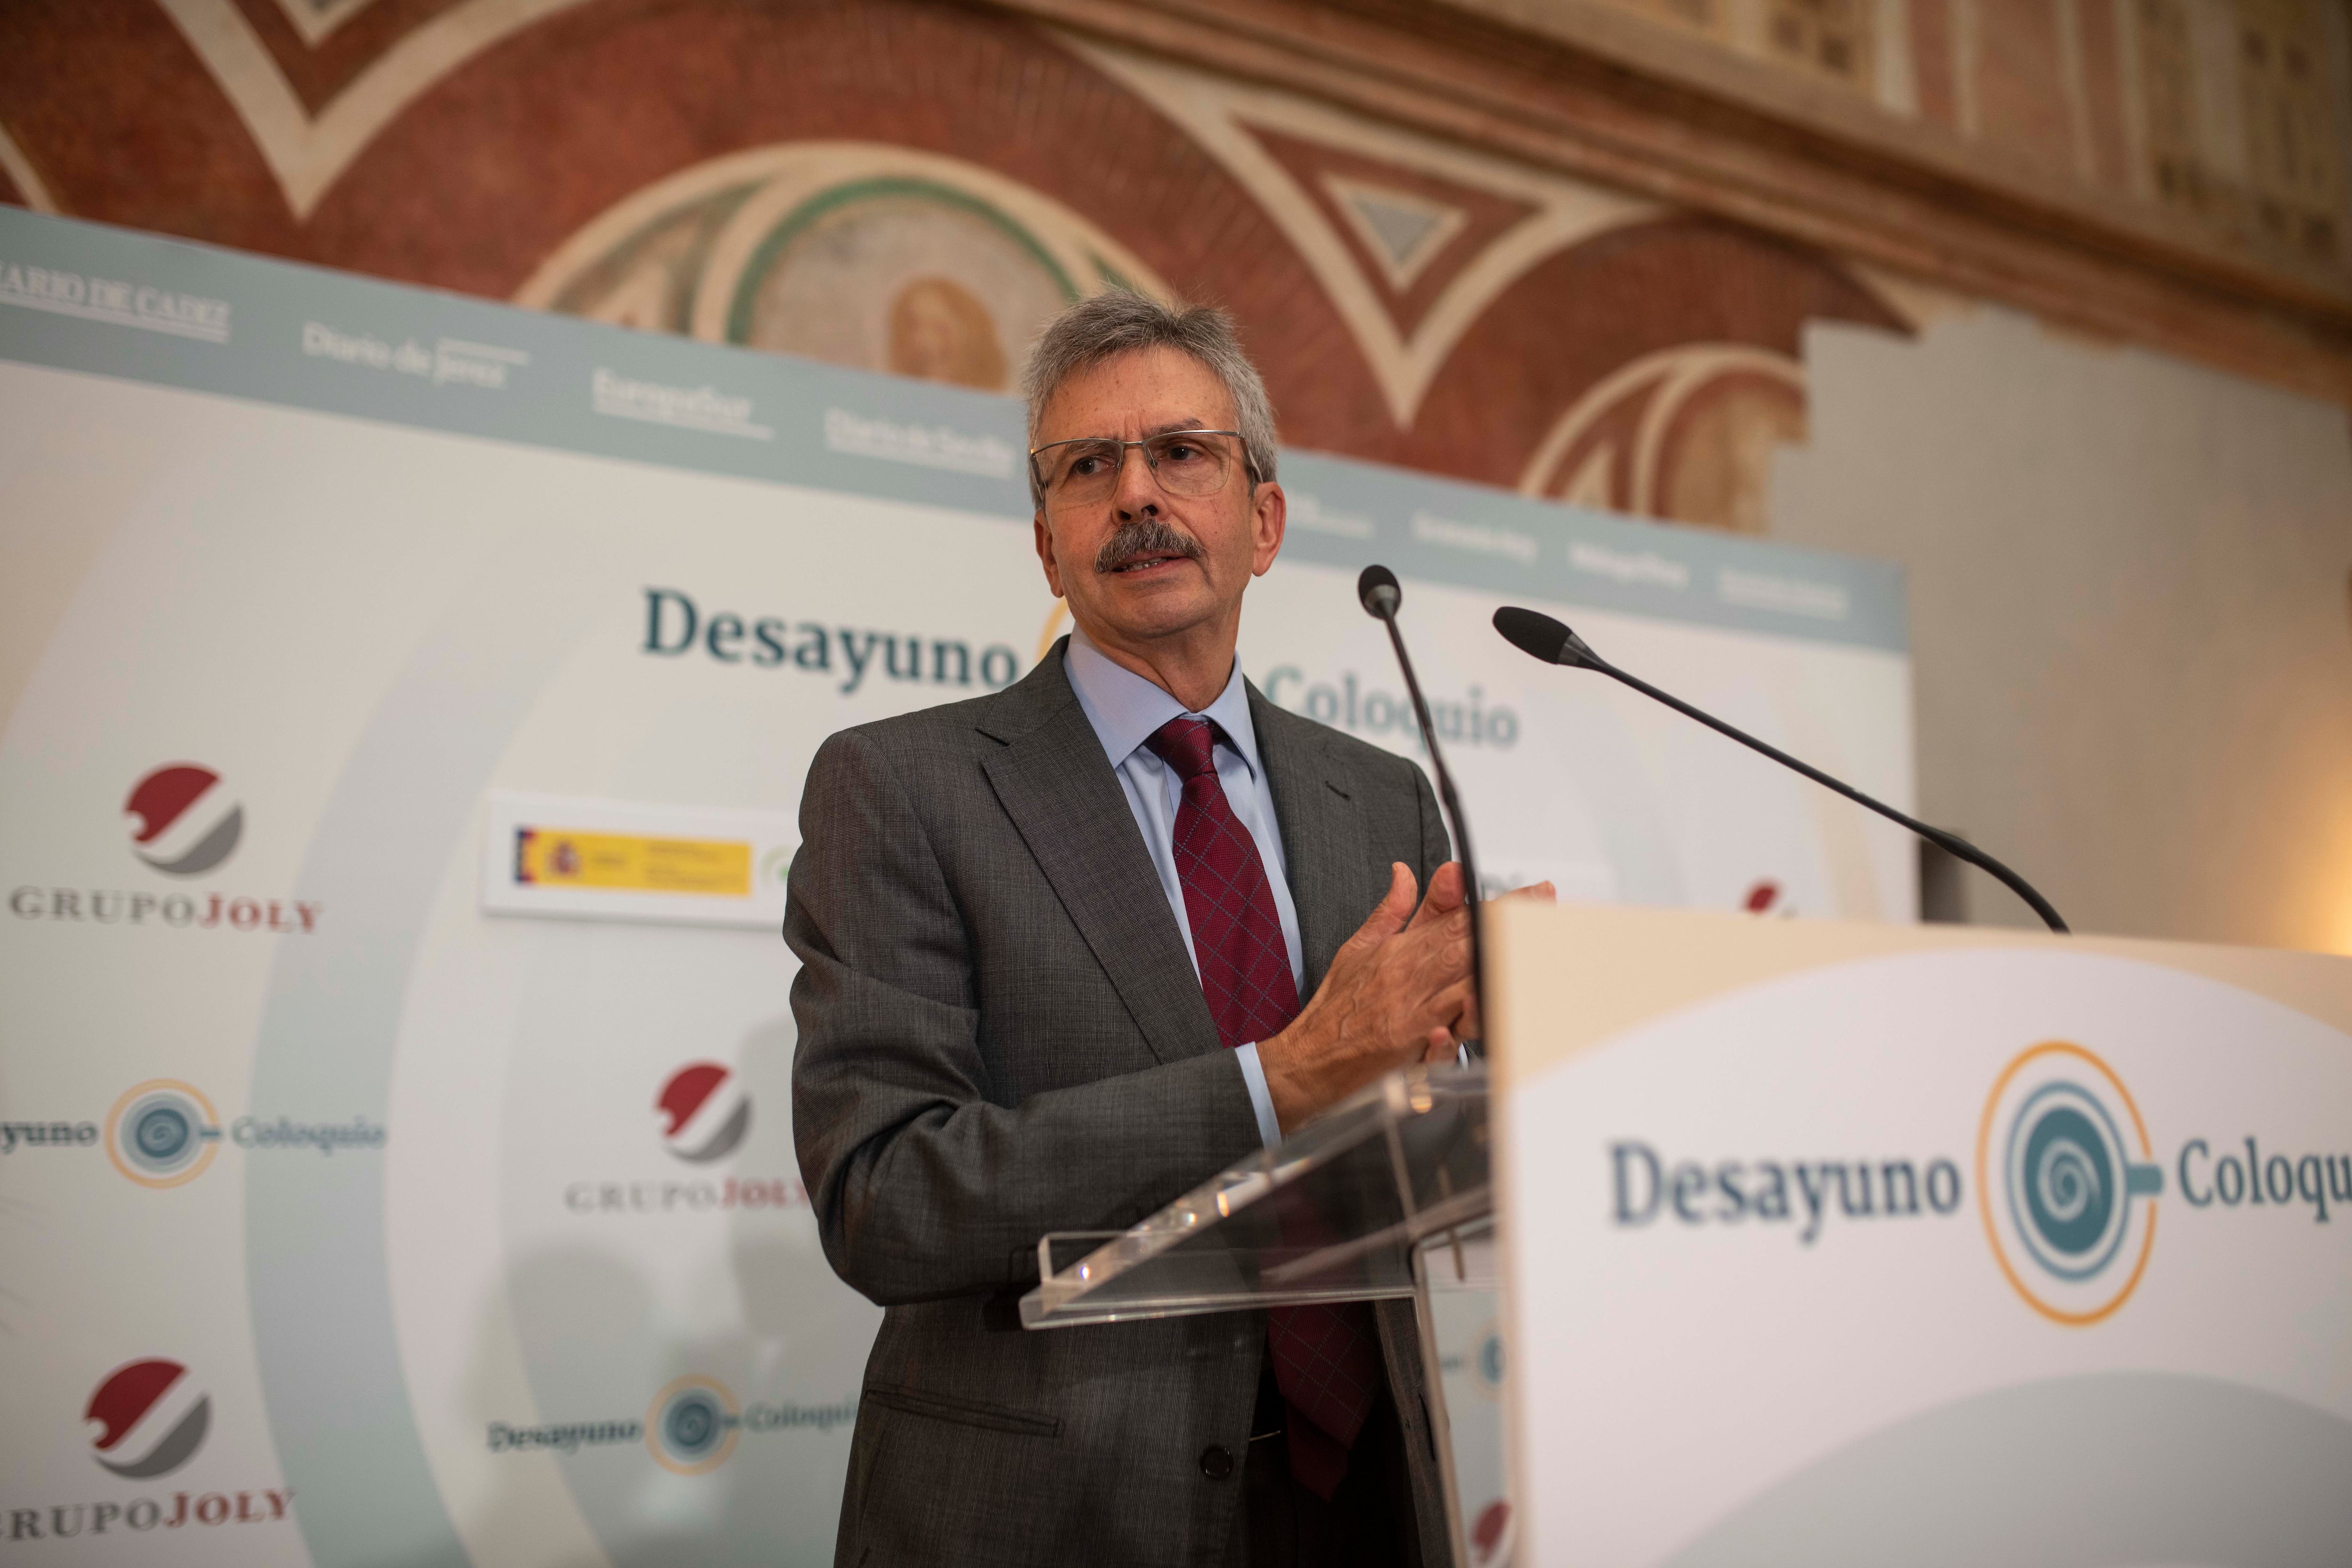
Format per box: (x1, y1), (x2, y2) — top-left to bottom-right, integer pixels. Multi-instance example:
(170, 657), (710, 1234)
(1589, 658), (2069, 935)
(1376, 611), (1489, 1053)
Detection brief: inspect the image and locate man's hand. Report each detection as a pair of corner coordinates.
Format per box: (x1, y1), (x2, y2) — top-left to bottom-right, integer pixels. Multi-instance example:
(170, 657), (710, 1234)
(1256, 862), (1553, 1132)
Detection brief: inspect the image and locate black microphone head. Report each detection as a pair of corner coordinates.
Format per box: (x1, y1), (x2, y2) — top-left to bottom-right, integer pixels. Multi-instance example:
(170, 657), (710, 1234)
(1494, 605), (1573, 663)
(1357, 564), (1401, 618)
(1495, 605), (1603, 668)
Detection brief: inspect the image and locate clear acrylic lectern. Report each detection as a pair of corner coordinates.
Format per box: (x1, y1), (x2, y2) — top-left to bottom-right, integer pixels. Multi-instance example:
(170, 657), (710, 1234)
(1020, 1064), (1510, 1563)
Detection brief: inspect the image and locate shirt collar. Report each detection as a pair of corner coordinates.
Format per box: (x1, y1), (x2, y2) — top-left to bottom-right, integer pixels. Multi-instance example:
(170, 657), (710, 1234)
(1064, 624), (1264, 780)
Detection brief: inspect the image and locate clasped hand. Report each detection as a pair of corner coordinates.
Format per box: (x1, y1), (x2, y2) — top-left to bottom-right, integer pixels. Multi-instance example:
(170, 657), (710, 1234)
(1257, 862), (1553, 1133)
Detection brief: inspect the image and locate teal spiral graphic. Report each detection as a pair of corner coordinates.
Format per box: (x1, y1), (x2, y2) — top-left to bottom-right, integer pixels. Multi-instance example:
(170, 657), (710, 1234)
(134, 1104), (192, 1162)
(2005, 1081), (2140, 1284)
(662, 1390), (724, 1461)
(2023, 1105), (2112, 1256)
(118, 1089), (210, 1178)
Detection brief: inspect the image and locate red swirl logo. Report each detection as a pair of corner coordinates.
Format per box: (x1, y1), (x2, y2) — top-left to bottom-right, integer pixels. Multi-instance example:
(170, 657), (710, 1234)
(86, 1359), (211, 1479)
(657, 1064), (750, 1163)
(124, 764), (243, 876)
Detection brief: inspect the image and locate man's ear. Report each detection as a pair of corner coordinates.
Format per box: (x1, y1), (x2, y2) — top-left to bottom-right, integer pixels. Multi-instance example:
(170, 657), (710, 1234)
(1034, 512), (1068, 599)
(1249, 482), (1287, 578)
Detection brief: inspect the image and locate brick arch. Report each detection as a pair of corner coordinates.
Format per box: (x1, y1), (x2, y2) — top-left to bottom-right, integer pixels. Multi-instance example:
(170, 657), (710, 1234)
(1392, 214), (1913, 488)
(274, 0), (1391, 439)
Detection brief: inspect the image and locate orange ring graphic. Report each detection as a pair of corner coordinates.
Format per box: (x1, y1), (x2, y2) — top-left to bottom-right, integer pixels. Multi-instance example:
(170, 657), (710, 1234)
(1976, 1041), (2156, 1326)
(103, 1079), (221, 1189)
(645, 1375), (741, 1475)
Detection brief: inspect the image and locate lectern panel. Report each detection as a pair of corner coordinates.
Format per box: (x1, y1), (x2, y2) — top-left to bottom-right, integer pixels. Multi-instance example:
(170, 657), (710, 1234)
(1489, 901), (2352, 1568)
(1020, 1067), (1489, 1328)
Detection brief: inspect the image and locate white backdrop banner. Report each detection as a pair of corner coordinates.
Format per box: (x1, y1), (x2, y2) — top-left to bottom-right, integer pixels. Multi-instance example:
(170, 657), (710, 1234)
(0, 207), (1911, 1565)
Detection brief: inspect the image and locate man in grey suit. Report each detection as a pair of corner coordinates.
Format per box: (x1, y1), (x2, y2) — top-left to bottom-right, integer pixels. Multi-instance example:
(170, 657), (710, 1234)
(789, 293), (1531, 1567)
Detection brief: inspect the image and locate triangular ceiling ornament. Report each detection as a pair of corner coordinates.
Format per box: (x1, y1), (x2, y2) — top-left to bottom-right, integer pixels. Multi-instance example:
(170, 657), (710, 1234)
(265, 0), (384, 45)
(1321, 176), (1467, 292)
(1068, 40), (1661, 426)
(1245, 122), (1543, 342)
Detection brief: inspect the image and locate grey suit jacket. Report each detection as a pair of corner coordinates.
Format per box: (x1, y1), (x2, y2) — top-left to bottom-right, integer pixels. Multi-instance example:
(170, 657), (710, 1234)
(787, 639), (1455, 1568)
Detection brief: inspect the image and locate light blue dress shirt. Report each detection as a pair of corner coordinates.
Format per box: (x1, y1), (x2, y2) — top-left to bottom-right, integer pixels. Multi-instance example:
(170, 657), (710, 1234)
(1063, 627), (1297, 1151)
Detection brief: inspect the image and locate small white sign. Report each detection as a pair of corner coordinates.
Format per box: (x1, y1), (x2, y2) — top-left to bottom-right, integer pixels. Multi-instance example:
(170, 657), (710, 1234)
(480, 791), (796, 930)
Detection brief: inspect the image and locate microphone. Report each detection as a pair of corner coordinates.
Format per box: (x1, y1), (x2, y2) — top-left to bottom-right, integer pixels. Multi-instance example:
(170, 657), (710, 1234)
(1359, 566), (1487, 1051)
(1493, 605), (2068, 934)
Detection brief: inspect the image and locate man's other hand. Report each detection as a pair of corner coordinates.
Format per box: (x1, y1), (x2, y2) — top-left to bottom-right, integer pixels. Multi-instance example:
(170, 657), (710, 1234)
(1257, 862), (1554, 1132)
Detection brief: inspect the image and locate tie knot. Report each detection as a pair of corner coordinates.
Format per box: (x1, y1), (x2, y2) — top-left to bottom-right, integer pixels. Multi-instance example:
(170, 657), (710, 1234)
(1145, 716), (1220, 780)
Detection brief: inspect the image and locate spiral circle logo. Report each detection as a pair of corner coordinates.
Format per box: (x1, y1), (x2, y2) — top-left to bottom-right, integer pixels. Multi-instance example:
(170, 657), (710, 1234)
(124, 764), (244, 876)
(86, 1358), (212, 1479)
(656, 1063), (750, 1163)
(645, 1376), (740, 1475)
(105, 1080), (223, 1188)
(1470, 1321), (1505, 1401)
(1978, 1043), (2163, 1324)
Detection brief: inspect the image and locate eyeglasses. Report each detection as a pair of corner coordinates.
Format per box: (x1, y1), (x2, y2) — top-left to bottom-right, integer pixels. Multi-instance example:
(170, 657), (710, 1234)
(1028, 430), (1252, 506)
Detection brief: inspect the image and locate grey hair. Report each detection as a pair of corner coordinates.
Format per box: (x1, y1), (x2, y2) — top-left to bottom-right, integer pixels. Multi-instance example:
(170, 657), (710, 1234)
(1020, 291), (1278, 507)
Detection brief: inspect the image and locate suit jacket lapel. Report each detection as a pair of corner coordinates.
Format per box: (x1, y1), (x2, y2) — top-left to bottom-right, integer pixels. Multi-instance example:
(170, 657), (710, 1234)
(978, 645), (1219, 1065)
(1251, 687), (1369, 1001)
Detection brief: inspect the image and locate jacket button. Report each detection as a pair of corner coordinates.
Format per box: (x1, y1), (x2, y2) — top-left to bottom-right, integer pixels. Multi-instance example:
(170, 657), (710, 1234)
(1198, 1444), (1234, 1480)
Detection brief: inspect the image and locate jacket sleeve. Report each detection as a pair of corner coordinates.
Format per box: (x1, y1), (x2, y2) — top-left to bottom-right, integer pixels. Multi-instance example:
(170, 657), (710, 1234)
(1410, 759), (1454, 891)
(785, 727), (1264, 1309)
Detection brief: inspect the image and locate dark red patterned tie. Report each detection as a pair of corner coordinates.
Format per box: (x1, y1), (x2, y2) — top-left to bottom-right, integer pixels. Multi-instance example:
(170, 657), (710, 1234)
(1144, 716), (1383, 1501)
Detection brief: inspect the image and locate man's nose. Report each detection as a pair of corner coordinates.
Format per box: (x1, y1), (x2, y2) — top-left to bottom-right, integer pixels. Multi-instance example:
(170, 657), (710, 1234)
(1112, 443), (1165, 517)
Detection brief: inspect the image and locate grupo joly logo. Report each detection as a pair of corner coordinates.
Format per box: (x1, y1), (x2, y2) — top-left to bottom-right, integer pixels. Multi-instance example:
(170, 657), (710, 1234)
(8, 761), (322, 933)
(562, 1062), (804, 1215)
(123, 764), (242, 876)
(3, 1358), (296, 1544)
(87, 1359), (209, 1479)
(1979, 1042), (2165, 1324)
(658, 1062), (750, 1163)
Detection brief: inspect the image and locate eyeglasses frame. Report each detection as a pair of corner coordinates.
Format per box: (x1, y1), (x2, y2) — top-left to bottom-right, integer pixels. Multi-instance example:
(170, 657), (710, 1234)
(1027, 429), (1260, 506)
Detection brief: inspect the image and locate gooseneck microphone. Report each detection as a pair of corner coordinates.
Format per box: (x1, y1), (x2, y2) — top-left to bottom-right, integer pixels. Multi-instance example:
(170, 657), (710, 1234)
(1493, 605), (2068, 934)
(1359, 565), (1487, 1051)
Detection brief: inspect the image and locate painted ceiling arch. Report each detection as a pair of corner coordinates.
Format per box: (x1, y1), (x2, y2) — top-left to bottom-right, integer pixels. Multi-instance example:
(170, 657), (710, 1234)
(5, 0), (1920, 533)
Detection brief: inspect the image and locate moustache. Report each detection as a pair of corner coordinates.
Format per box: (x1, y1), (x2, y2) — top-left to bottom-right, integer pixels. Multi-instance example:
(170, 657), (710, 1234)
(1094, 517), (1206, 574)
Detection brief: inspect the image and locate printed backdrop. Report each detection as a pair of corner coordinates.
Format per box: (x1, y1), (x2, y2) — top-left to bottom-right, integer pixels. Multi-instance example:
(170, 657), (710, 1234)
(0, 207), (1911, 1564)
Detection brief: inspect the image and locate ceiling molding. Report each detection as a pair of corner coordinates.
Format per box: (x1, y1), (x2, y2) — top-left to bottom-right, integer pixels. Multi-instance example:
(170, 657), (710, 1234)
(998, 0), (2352, 404)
